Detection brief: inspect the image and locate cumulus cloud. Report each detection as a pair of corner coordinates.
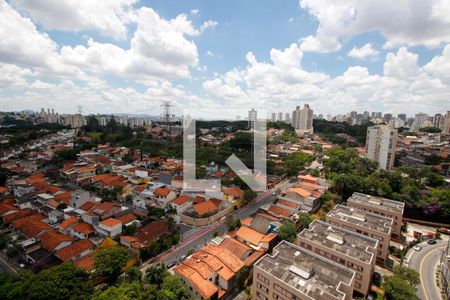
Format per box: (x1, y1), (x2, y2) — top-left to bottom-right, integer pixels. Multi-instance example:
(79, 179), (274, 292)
(10, 0), (137, 39)
(348, 43), (379, 59)
(299, 0), (450, 52)
(202, 43), (450, 115)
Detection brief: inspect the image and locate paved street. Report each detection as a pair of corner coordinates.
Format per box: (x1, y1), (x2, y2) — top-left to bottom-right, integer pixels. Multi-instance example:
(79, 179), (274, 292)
(0, 252), (18, 274)
(140, 188), (277, 272)
(406, 239), (447, 300)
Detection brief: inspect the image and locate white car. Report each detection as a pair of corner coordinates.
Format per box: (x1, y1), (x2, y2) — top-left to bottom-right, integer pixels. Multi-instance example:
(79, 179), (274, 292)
(413, 245), (422, 251)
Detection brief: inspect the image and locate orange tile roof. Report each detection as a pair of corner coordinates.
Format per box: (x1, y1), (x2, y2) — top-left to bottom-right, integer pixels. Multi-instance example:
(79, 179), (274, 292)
(223, 187), (244, 198)
(19, 220), (53, 238)
(192, 200), (218, 216)
(172, 195), (191, 206)
(0, 186), (7, 194)
(134, 220), (168, 246)
(260, 233), (278, 243)
(299, 182), (327, 190)
(277, 199), (299, 209)
(244, 249), (266, 266)
(134, 185), (146, 193)
(173, 264), (218, 299)
(100, 218), (122, 227)
(267, 205), (291, 218)
(116, 213), (137, 224)
(47, 199), (60, 208)
(11, 213), (45, 228)
(154, 187), (171, 197)
(235, 226), (265, 246)
(284, 187), (312, 198)
(220, 237), (251, 260)
(54, 191), (73, 201)
(298, 175), (319, 183)
(72, 222), (94, 235)
(79, 201), (97, 211)
(46, 185), (63, 194)
(241, 218), (253, 227)
(74, 252), (95, 271)
(0, 203), (18, 216)
(56, 239), (93, 262)
(193, 195), (206, 204)
(59, 216), (79, 230)
(4, 209), (34, 223)
(256, 212), (280, 222)
(39, 230), (73, 251)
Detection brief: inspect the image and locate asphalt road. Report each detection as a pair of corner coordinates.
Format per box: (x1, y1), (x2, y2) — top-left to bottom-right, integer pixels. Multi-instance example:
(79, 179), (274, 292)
(406, 239), (447, 300)
(0, 253), (17, 274)
(140, 189), (277, 273)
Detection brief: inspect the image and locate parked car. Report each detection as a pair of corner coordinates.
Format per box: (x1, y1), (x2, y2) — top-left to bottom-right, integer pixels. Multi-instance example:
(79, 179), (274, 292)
(413, 245), (422, 251)
(427, 239), (437, 245)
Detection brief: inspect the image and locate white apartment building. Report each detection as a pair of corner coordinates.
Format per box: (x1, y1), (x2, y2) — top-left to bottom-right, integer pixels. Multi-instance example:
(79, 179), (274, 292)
(365, 125), (397, 170)
(291, 104), (313, 132)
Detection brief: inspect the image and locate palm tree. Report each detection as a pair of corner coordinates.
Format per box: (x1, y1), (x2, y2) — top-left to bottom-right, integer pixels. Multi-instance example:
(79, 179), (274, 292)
(145, 265), (167, 286)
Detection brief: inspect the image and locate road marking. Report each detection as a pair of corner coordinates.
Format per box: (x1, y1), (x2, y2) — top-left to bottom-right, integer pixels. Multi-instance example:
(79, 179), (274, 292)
(419, 246), (444, 300)
(0, 255), (17, 273)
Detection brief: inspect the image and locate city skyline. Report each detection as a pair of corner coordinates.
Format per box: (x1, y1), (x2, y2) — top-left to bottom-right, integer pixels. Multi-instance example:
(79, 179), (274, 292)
(0, 0), (449, 116)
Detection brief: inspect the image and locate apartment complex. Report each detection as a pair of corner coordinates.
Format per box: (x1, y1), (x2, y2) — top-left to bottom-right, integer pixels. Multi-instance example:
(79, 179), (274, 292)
(253, 241), (355, 300)
(248, 108), (257, 130)
(347, 192), (405, 238)
(291, 104), (313, 132)
(296, 220), (378, 295)
(326, 205), (393, 263)
(365, 125), (397, 170)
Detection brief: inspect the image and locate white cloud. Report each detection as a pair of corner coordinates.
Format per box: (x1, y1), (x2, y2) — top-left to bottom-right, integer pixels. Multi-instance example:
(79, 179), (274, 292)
(202, 43), (450, 115)
(10, 0), (137, 40)
(299, 0), (450, 52)
(200, 20), (218, 32)
(0, 63), (31, 87)
(348, 43), (379, 59)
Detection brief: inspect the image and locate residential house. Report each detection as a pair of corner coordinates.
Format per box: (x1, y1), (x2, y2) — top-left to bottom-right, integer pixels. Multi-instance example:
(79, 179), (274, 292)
(96, 218), (122, 237)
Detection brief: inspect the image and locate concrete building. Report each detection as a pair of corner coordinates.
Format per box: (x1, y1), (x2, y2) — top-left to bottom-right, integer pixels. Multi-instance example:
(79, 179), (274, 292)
(433, 113), (445, 129)
(444, 111), (450, 134)
(285, 112), (290, 123)
(248, 108), (257, 130)
(271, 113), (276, 122)
(277, 112), (283, 122)
(326, 205), (393, 264)
(347, 192), (405, 238)
(296, 220), (378, 295)
(411, 113), (429, 131)
(291, 104), (313, 132)
(64, 114), (86, 128)
(440, 243), (450, 300)
(252, 241), (355, 300)
(365, 125), (397, 170)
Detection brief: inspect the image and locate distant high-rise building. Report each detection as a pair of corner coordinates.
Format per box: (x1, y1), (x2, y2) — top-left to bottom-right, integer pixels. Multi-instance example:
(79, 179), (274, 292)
(433, 113), (445, 129)
(271, 112), (276, 122)
(444, 111), (450, 134)
(285, 112), (290, 123)
(350, 111), (357, 118)
(317, 114), (323, 120)
(397, 113), (407, 121)
(363, 111), (370, 120)
(248, 108), (257, 130)
(383, 113), (392, 122)
(277, 112), (283, 122)
(365, 124), (397, 170)
(292, 104), (313, 132)
(411, 113), (429, 131)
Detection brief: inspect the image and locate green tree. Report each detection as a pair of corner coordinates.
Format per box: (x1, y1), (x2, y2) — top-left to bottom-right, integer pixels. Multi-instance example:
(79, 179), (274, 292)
(92, 282), (148, 300)
(419, 126), (441, 133)
(27, 263), (93, 300)
(54, 148), (79, 161)
(145, 265), (168, 286)
(94, 247), (130, 281)
(283, 152), (313, 176)
(159, 273), (189, 300)
(122, 266), (142, 283)
(278, 221), (297, 242)
(383, 276), (418, 300)
(296, 212), (313, 230)
(392, 265), (420, 286)
(243, 189), (257, 203)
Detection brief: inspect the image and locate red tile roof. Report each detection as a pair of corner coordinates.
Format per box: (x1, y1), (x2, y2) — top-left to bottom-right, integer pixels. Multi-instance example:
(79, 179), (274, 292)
(79, 201), (97, 211)
(235, 226), (265, 246)
(4, 209), (33, 223)
(172, 195), (191, 206)
(0, 203), (18, 216)
(99, 218), (122, 227)
(134, 220), (168, 246)
(59, 216), (79, 230)
(39, 231), (73, 251)
(74, 252), (94, 271)
(192, 200), (219, 217)
(116, 213), (137, 225)
(72, 222), (94, 235)
(223, 187), (244, 198)
(267, 205), (291, 218)
(154, 187), (171, 197)
(56, 239), (93, 262)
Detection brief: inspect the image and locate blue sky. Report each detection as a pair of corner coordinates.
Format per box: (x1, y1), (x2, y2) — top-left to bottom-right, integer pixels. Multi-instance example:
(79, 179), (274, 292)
(0, 0), (449, 118)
